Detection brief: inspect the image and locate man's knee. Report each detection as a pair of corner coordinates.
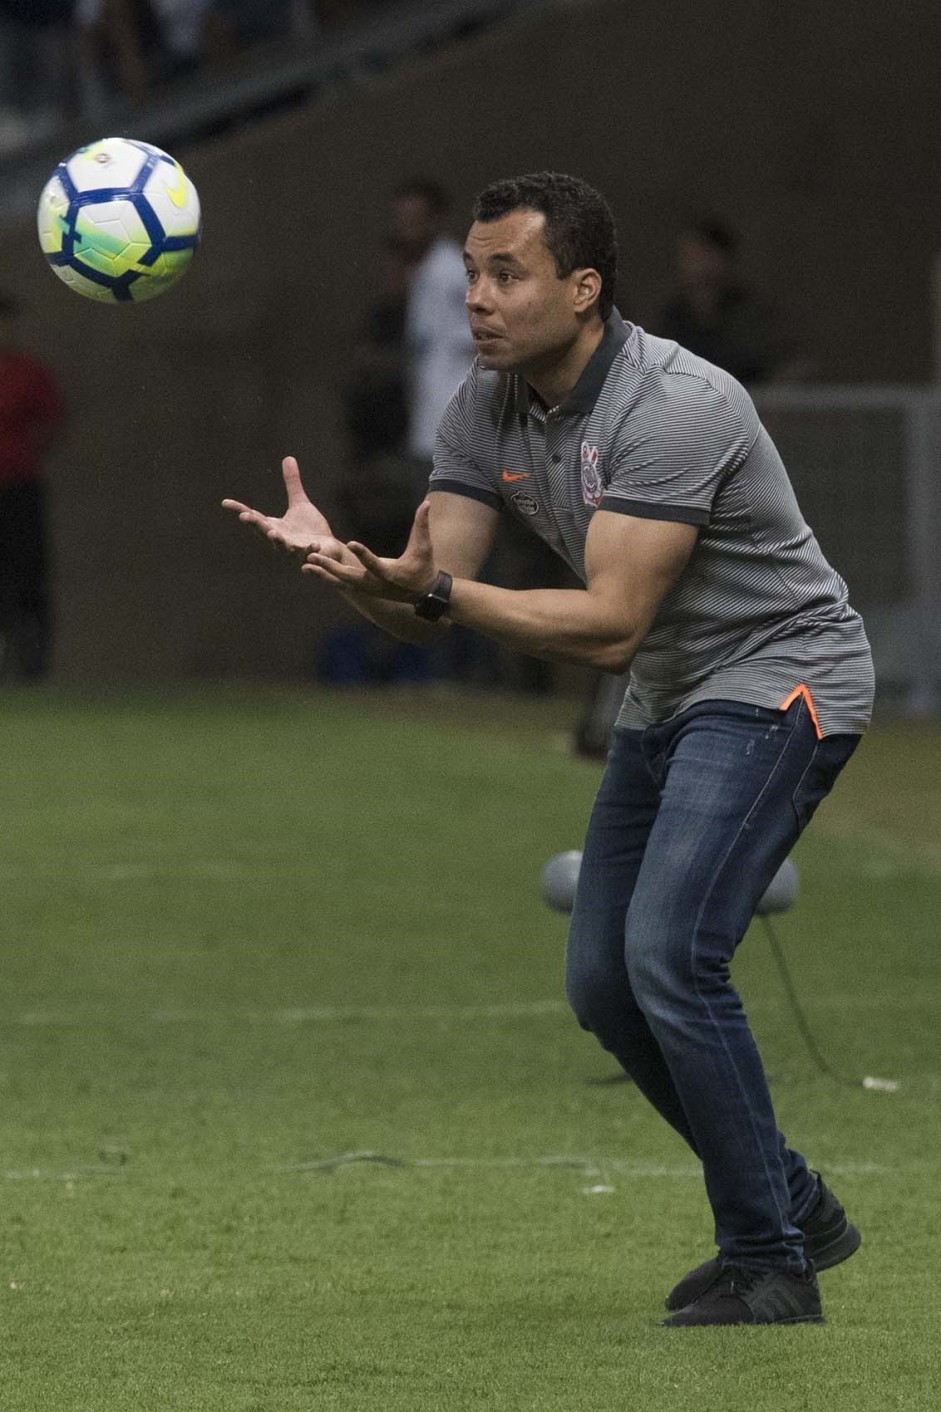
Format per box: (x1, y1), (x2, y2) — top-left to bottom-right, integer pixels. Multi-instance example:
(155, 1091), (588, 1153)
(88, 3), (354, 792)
(566, 964), (648, 1054)
(625, 914), (734, 1033)
(625, 916), (698, 1008)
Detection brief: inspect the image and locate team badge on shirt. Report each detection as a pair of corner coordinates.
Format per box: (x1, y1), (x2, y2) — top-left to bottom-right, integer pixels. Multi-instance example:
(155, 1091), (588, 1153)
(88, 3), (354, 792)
(511, 490), (539, 516)
(580, 442), (604, 506)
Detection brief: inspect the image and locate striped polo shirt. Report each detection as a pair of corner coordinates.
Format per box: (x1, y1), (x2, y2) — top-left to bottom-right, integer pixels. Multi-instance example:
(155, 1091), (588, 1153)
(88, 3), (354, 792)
(429, 312), (874, 737)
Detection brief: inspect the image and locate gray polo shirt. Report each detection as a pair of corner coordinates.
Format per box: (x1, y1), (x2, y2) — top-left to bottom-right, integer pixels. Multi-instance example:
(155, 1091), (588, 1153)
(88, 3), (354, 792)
(429, 313), (874, 736)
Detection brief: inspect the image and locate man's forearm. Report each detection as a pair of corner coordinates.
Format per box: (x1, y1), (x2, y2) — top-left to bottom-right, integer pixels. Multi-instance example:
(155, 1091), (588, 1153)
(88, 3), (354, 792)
(343, 579), (637, 665)
(446, 579), (637, 673)
(341, 588), (446, 644)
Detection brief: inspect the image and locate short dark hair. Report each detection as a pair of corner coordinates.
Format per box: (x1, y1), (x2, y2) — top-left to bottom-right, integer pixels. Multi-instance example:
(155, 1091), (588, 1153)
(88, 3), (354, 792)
(472, 172), (618, 321)
(394, 179), (450, 218)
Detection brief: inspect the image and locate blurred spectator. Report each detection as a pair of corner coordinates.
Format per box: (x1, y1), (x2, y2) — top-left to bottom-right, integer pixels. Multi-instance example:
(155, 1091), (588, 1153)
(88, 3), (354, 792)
(203, 0), (297, 60)
(323, 229), (429, 686)
(75, 0), (159, 112)
(1, 1), (435, 149)
(656, 218), (791, 385)
(149, 0), (213, 80)
(339, 209), (429, 536)
(0, 0), (74, 151)
(0, 294), (65, 681)
(393, 179), (476, 465)
(76, 0), (211, 113)
(349, 244), (411, 452)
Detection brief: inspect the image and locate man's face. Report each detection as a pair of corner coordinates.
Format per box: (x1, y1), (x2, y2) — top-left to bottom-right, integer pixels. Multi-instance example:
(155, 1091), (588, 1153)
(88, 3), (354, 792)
(463, 209), (590, 375)
(389, 194), (437, 262)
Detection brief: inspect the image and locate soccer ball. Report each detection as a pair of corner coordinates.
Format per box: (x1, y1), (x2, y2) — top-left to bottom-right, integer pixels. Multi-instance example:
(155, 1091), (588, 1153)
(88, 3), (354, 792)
(541, 850), (583, 913)
(37, 137), (200, 303)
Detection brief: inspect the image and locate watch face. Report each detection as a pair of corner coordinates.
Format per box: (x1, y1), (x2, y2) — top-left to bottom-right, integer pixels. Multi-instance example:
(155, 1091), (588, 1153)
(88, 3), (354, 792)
(415, 570), (452, 621)
(415, 593), (447, 621)
(414, 572), (452, 621)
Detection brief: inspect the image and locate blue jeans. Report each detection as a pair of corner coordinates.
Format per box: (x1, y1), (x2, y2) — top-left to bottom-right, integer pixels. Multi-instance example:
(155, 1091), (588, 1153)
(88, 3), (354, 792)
(565, 697), (859, 1273)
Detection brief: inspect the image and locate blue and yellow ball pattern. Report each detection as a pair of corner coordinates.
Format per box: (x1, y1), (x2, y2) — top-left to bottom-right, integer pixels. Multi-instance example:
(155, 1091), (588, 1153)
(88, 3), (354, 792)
(37, 137), (201, 303)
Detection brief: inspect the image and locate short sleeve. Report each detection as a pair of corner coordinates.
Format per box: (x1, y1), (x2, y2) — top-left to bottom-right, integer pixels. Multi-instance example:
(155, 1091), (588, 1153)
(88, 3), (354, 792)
(428, 365), (503, 511)
(599, 372), (759, 526)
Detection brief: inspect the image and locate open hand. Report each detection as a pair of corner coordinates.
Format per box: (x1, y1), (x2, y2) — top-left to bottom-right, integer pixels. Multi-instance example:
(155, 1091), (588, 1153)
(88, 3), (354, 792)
(304, 500), (438, 602)
(222, 456), (344, 560)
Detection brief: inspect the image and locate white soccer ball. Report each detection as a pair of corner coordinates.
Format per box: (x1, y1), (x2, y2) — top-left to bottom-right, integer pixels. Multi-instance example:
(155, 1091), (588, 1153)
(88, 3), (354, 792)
(541, 850), (584, 913)
(37, 137), (201, 303)
(754, 856), (800, 915)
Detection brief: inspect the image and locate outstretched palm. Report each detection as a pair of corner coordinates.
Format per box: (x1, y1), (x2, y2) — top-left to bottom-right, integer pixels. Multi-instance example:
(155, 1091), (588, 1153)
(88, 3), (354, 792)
(304, 500), (438, 602)
(222, 456), (339, 557)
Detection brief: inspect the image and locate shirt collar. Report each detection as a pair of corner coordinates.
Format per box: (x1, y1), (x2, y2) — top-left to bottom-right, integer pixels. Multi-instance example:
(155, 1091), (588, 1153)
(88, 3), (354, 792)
(513, 310), (631, 417)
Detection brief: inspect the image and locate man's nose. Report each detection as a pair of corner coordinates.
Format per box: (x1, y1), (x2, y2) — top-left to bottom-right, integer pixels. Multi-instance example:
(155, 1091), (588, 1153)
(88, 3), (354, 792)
(466, 279), (491, 312)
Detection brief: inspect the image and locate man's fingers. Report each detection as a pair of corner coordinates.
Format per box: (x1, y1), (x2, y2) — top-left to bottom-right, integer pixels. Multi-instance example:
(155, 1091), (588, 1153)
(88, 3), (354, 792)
(302, 561), (339, 583)
(222, 499), (281, 539)
(408, 500), (432, 545)
(347, 542), (386, 576)
(402, 501), (434, 565)
(281, 455), (308, 508)
(306, 552), (363, 586)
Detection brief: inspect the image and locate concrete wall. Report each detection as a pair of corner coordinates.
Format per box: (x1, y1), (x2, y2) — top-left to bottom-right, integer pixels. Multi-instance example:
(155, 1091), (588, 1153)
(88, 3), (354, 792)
(6, 0), (940, 681)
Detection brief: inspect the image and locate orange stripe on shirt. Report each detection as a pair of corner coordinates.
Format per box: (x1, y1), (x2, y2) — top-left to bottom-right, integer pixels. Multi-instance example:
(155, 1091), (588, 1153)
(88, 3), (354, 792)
(779, 683), (822, 739)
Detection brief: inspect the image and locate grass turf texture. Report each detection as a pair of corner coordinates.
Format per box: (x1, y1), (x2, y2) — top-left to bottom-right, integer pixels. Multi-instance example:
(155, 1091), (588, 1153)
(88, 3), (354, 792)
(0, 684), (939, 1410)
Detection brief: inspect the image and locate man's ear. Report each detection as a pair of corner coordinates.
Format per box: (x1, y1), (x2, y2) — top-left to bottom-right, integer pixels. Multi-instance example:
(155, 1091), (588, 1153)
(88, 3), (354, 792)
(572, 267), (602, 316)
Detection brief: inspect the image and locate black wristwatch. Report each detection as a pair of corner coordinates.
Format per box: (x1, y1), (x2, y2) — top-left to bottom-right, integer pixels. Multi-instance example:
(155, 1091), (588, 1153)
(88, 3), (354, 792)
(414, 571), (453, 622)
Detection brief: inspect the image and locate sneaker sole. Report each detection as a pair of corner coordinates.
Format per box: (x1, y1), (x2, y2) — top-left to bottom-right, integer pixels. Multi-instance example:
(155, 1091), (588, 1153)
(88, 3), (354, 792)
(662, 1309), (825, 1328)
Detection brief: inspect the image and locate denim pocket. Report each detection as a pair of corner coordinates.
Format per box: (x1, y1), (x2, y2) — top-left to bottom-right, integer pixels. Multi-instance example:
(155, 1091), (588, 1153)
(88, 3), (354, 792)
(790, 734), (860, 831)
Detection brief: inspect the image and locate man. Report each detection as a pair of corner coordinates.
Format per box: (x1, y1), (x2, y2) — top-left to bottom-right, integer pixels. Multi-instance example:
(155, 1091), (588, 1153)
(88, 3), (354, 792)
(223, 172), (874, 1327)
(657, 217), (789, 386)
(389, 179), (477, 466)
(0, 293), (65, 679)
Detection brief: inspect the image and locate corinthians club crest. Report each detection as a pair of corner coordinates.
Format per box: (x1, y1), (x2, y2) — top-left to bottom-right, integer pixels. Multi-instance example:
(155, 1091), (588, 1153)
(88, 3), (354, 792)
(580, 441), (603, 506)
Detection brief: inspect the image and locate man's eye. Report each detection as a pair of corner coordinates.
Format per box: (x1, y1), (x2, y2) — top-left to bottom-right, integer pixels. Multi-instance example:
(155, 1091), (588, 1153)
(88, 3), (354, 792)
(497, 271), (515, 283)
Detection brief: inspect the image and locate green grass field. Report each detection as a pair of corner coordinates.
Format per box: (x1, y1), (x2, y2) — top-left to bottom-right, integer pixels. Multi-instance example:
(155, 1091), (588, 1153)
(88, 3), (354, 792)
(1, 684), (939, 1410)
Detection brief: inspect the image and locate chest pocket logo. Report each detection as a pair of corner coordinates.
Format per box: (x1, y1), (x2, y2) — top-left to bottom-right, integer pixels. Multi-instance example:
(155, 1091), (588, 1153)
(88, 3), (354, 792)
(580, 441), (604, 506)
(512, 490), (540, 516)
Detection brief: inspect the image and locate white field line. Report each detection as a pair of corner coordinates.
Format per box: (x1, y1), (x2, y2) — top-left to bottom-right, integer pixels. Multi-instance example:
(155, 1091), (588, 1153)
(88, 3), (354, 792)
(4, 1156), (895, 1184)
(281, 1153), (895, 1179)
(6, 999), (569, 1028)
(5, 991), (936, 1029)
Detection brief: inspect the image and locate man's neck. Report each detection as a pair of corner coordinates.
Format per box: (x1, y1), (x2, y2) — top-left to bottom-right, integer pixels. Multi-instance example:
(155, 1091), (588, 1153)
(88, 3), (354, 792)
(523, 320), (605, 409)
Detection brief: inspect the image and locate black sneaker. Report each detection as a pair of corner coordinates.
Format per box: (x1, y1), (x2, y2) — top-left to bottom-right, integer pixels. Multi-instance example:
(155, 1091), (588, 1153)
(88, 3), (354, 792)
(662, 1265), (823, 1327)
(665, 1173), (861, 1312)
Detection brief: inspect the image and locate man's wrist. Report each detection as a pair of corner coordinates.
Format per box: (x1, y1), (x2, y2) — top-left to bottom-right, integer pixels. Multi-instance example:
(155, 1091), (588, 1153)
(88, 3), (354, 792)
(413, 570), (453, 621)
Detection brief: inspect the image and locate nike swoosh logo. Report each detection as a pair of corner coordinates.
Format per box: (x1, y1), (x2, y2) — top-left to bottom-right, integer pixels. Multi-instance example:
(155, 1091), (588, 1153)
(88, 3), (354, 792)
(166, 161), (190, 209)
(501, 471), (532, 483)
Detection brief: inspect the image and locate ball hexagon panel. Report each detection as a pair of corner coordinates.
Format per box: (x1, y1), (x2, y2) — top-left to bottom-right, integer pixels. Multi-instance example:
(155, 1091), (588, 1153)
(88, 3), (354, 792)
(65, 137), (150, 195)
(72, 200), (153, 280)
